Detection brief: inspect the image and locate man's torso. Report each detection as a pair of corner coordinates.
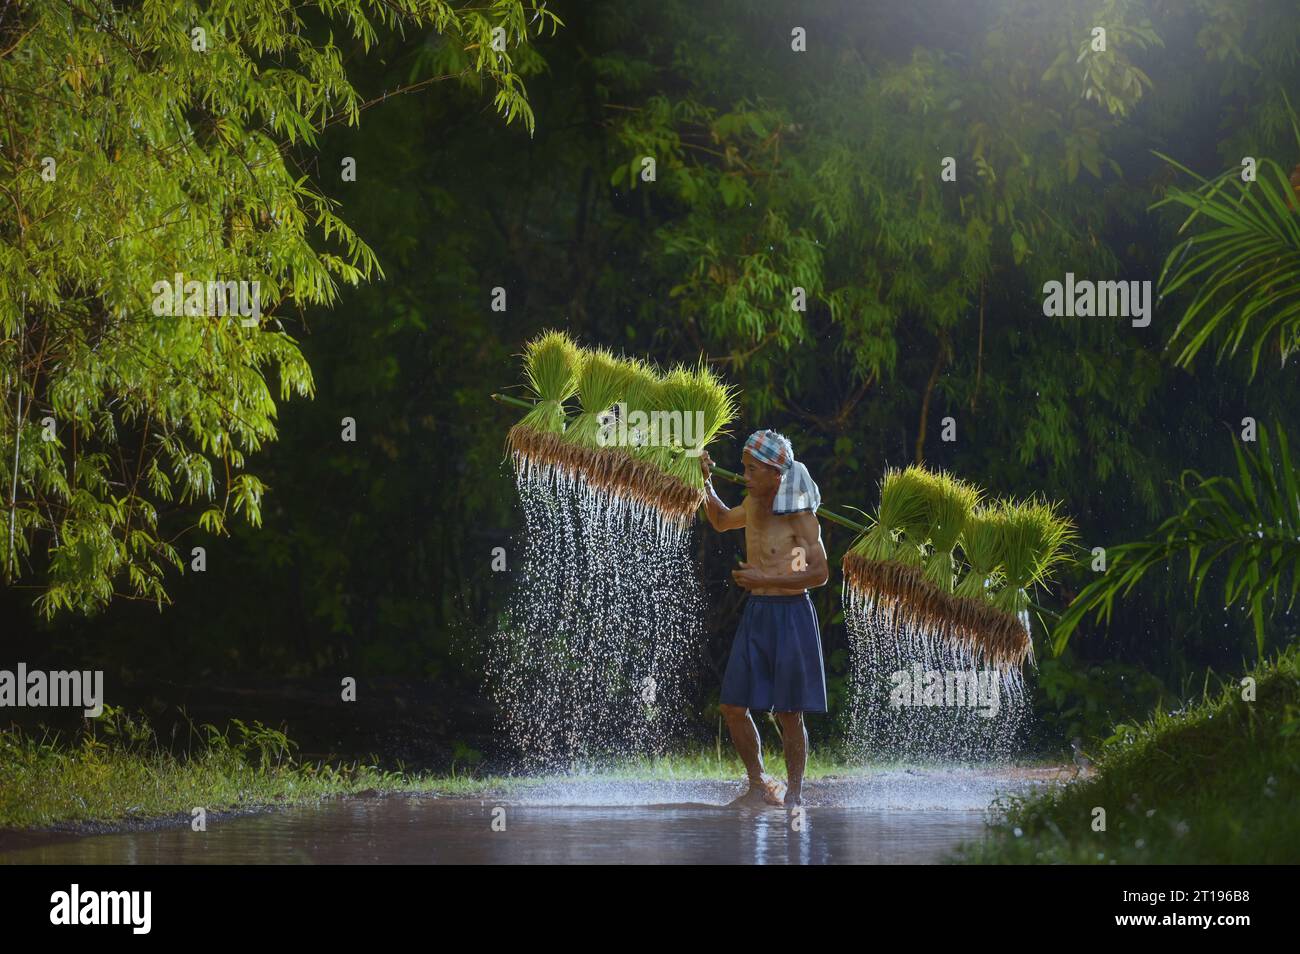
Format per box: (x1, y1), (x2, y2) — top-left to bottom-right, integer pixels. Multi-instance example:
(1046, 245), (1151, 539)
(742, 495), (811, 596)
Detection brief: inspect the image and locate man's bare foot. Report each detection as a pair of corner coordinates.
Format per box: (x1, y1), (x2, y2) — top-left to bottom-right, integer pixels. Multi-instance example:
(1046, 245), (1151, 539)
(753, 774), (786, 806)
(783, 789), (803, 808)
(728, 774), (786, 808)
(759, 774), (787, 805)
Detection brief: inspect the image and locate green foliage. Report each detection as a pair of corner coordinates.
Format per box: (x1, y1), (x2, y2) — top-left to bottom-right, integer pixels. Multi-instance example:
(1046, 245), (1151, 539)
(1153, 94), (1300, 379)
(957, 645), (1300, 864)
(597, 0), (1200, 520)
(1032, 651), (1168, 744)
(0, 0), (558, 616)
(10, 0), (1300, 690)
(0, 704), (409, 828)
(1040, 0), (1163, 119)
(1054, 423), (1300, 659)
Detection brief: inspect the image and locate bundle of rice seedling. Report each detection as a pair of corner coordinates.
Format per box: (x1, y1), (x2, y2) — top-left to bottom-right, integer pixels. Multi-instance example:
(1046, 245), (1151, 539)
(946, 496), (1076, 670)
(552, 347), (638, 491)
(658, 362), (739, 490)
(596, 356), (700, 519)
(919, 496), (1078, 669)
(501, 340), (743, 526)
(596, 361), (737, 523)
(991, 498), (1076, 619)
(506, 330), (581, 468)
(842, 466), (960, 644)
(847, 466), (931, 563)
(563, 348), (634, 447)
(919, 470), (982, 591)
(619, 358), (662, 457)
(943, 500), (1029, 668)
(1029, 501), (1076, 587)
(843, 468), (1070, 671)
(953, 504), (1009, 601)
(634, 366), (682, 478)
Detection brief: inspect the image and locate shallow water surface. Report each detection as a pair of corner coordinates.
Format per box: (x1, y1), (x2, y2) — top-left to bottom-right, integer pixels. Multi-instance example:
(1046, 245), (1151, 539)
(1, 765), (1062, 865)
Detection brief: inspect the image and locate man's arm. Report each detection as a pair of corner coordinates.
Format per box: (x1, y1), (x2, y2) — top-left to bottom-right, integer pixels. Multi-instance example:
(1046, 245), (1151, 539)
(700, 451), (746, 531)
(788, 511), (831, 588)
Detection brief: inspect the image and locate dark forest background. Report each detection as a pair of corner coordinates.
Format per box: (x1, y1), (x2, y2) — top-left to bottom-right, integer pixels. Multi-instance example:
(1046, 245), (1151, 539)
(5, 0), (1300, 763)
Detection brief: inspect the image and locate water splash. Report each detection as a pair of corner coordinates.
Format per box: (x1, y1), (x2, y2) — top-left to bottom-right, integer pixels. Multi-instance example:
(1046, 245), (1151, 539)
(841, 583), (1030, 762)
(485, 455), (704, 771)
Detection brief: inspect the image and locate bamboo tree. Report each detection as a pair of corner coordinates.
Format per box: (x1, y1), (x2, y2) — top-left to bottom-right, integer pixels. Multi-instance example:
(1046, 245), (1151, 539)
(0, 0), (561, 617)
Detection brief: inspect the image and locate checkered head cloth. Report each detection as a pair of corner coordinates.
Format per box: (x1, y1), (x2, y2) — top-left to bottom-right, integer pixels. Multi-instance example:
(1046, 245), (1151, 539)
(742, 429), (821, 515)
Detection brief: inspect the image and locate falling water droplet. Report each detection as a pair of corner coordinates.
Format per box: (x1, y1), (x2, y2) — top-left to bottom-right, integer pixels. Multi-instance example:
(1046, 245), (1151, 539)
(842, 586), (1030, 763)
(485, 459), (705, 772)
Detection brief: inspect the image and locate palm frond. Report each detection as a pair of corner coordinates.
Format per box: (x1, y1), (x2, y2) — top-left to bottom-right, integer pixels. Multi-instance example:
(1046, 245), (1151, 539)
(1151, 97), (1300, 379)
(1053, 423), (1300, 659)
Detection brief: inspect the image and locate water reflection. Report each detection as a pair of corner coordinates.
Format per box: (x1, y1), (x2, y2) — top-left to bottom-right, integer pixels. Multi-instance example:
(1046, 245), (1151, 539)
(0, 768), (1054, 865)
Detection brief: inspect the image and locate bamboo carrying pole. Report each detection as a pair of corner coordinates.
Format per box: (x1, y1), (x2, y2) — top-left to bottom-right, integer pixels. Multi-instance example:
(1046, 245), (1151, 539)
(489, 392), (869, 533)
(491, 391), (1063, 623)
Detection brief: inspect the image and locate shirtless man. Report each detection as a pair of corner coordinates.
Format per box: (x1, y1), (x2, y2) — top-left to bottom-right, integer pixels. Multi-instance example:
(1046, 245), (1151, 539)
(700, 429), (830, 808)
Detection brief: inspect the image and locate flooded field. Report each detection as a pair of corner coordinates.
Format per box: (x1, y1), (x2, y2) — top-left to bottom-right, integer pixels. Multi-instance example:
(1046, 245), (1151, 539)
(0, 764), (1064, 865)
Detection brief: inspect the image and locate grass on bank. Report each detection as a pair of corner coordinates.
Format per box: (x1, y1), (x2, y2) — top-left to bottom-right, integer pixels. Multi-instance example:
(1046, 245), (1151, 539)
(0, 706), (879, 830)
(1, 706), (407, 829)
(954, 644), (1300, 864)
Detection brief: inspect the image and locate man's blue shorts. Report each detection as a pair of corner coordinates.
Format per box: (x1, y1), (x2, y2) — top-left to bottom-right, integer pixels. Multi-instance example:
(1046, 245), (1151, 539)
(720, 593), (828, 714)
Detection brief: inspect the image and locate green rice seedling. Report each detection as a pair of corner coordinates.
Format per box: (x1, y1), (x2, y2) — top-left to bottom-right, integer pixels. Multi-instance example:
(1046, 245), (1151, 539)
(893, 466), (939, 567)
(601, 356), (699, 513)
(636, 366), (681, 477)
(1027, 498), (1077, 588)
(506, 330), (581, 464)
(954, 503), (1011, 600)
(849, 466), (932, 563)
(920, 470), (982, 591)
(658, 362), (739, 490)
(992, 497), (1077, 617)
(618, 357), (664, 457)
(844, 476), (1048, 671)
(517, 330), (580, 433)
(562, 347), (637, 449)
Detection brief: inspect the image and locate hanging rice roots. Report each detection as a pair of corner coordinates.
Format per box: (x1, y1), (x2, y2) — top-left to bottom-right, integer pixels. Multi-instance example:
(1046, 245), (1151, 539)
(842, 552), (1033, 670)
